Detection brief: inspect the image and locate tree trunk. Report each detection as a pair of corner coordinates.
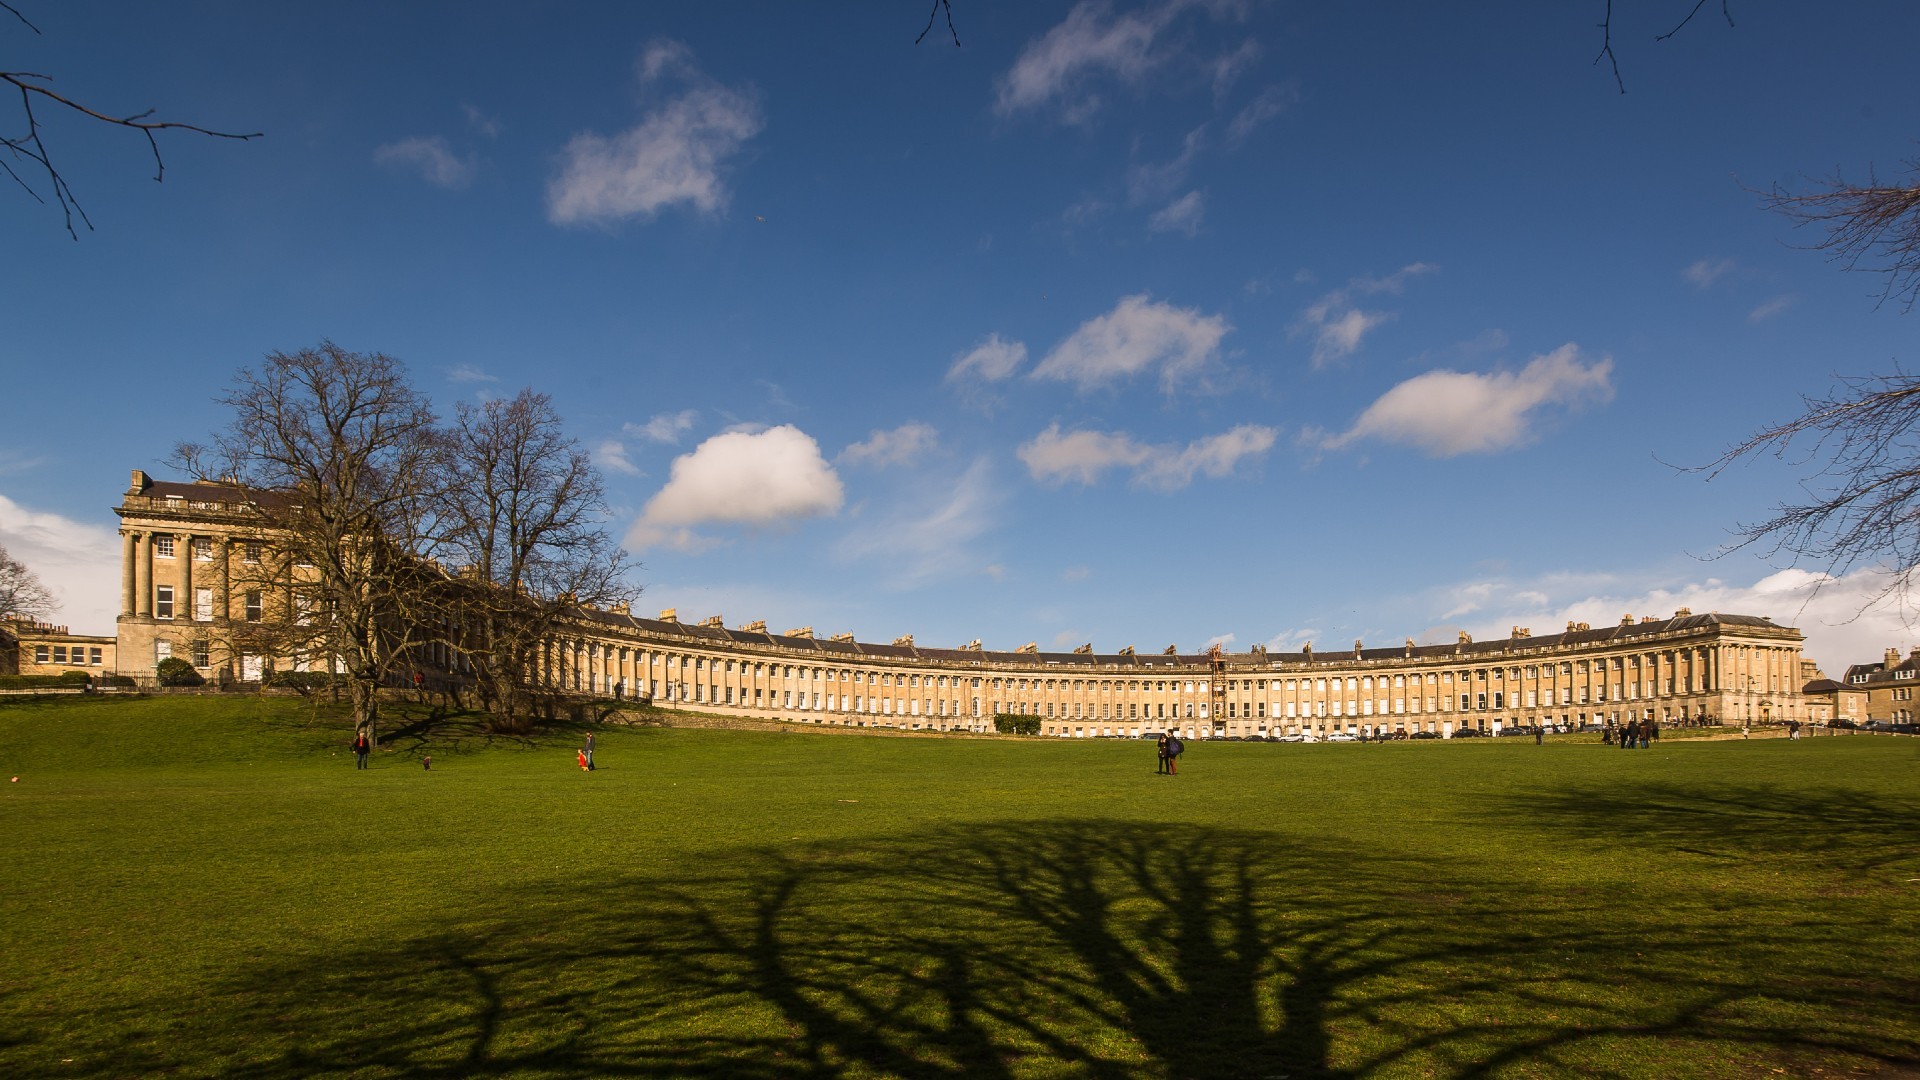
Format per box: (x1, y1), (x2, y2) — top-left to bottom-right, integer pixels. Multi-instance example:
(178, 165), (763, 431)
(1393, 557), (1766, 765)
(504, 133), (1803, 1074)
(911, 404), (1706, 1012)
(353, 677), (379, 749)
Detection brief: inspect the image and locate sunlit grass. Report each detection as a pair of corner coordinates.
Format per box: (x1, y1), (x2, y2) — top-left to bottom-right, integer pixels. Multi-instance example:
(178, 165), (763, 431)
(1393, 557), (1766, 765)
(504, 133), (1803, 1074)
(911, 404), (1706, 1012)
(1, 695), (1916, 1077)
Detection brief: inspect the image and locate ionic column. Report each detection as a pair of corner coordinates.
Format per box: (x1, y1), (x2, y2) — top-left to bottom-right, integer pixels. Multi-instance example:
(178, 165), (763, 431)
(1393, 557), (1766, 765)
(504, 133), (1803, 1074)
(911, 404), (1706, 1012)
(134, 532), (152, 617)
(216, 538), (230, 622)
(120, 532), (136, 616)
(178, 534), (195, 622)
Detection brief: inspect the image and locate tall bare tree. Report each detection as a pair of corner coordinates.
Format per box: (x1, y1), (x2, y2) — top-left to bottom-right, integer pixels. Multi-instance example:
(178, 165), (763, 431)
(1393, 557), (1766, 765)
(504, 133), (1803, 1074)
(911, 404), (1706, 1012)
(176, 342), (443, 739)
(0, 541), (54, 622)
(435, 389), (633, 733)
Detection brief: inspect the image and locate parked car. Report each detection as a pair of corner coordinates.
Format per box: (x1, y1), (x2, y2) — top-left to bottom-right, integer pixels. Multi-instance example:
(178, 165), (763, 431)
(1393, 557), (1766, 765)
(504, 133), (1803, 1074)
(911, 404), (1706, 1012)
(1409, 730), (1440, 740)
(1277, 733), (1316, 743)
(1450, 728), (1485, 738)
(1325, 732), (1359, 743)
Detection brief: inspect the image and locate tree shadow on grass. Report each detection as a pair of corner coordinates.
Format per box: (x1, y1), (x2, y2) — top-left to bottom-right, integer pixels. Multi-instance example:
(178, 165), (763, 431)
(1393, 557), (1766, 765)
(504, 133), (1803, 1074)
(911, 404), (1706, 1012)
(94, 821), (1920, 1078)
(1492, 781), (1920, 875)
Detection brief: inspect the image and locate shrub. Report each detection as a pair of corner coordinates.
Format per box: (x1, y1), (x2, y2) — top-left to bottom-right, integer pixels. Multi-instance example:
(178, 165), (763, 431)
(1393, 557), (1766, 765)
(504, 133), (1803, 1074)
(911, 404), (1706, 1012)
(57, 669), (92, 685)
(155, 657), (206, 687)
(0, 673), (78, 689)
(992, 713), (1044, 735)
(265, 671), (343, 694)
(94, 674), (137, 688)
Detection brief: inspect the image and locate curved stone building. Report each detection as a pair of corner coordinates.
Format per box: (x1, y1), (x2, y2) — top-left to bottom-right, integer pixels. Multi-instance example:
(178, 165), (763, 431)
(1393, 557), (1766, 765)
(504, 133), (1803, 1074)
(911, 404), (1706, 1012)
(111, 470), (1809, 735)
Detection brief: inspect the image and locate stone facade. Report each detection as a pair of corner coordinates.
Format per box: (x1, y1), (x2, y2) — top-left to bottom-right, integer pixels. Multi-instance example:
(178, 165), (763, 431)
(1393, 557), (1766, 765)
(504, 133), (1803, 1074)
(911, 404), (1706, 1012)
(1840, 646), (1920, 723)
(114, 470), (307, 684)
(1, 617), (116, 676)
(106, 471), (1813, 732)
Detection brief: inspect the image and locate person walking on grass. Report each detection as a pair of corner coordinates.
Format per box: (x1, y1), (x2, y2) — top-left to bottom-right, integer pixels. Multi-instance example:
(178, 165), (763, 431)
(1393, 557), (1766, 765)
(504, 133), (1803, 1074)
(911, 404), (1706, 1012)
(1165, 733), (1184, 775)
(584, 731), (596, 771)
(352, 728), (371, 770)
(1155, 733), (1169, 774)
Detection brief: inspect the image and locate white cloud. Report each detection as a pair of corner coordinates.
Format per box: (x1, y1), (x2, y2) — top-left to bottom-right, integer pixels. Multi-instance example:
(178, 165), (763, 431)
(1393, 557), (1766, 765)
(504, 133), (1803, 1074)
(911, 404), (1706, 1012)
(1031, 294), (1230, 391)
(0, 450), (47, 476)
(1125, 126), (1205, 205)
(374, 136), (476, 189)
(1211, 39), (1262, 98)
(1148, 190), (1205, 236)
(625, 409), (698, 444)
(1062, 196), (1111, 226)
(836, 459), (1000, 587)
(547, 40), (762, 228)
(445, 363), (499, 384)
(625, 425), (843, 551)
(1062, 566), (1092, 582)
(1295, 263), (1436, 368)
(1018, 422), (1275, 491)
(1440, 566), (1920, 678)
(839, 423), (938, 468)
(1315, 343), (1614, 457)
(594, 439), (643, 477)
(1204, 632), (1237, 651)
(463, 104), (501, 138)
(1227, 82), (1299, 144)
(1685, 257), (1737, 288)
(0, 493), (120, 635)
(995, 1), (1183, 122)
(1749, 294), (1796, 322)
(946, 334), (1028, 383)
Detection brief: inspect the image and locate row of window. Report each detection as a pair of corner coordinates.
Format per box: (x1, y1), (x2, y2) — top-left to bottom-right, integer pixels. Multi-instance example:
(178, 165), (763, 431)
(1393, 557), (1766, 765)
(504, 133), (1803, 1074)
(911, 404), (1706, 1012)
(31, 644), (104, 666)
(148, 536), (266, 562)
(151, 586), (265, 621)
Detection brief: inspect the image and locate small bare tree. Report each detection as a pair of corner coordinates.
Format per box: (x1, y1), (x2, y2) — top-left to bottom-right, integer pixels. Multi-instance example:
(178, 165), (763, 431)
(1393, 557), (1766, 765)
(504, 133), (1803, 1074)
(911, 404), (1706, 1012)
(3, 2), (260, 237)
(434, 389), (633, 733)
(0, 541), (55, 621)
(176, 343), (444, 741)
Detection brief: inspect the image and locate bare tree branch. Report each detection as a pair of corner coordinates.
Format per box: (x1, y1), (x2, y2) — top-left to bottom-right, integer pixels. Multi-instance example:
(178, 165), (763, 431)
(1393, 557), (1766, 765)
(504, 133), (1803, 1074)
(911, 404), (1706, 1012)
(1762, 160), (1920, 313)
(1595, 0), (1738, 94)
(916, 0), (960, 48)
(3, 6), (261, 238)
(1593, 0), (1625, 94)
(1655, 0), (1734, 43)
(1699, 370), (1920, 603)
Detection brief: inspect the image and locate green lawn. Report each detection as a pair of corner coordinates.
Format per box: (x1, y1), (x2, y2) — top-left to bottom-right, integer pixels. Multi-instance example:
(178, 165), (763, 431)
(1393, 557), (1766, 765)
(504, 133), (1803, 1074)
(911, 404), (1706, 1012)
(1, 696), (1916, 1079)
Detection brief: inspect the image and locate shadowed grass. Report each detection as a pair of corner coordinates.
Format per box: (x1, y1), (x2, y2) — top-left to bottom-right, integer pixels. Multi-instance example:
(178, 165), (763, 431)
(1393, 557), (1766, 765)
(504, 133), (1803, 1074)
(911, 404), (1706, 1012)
(1, 695), (1916, 1078)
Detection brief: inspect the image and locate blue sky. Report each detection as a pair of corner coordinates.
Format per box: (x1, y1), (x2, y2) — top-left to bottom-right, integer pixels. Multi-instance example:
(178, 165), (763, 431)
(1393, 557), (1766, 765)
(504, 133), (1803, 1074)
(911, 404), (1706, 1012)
(4, 1), (1918, 673)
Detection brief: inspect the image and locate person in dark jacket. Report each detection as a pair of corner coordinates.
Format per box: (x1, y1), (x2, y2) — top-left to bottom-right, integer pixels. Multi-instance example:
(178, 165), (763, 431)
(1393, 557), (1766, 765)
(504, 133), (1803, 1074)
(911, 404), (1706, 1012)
(352, 729), (370, 770)
(1155, 733), (1169, 774)
(1165, 734), (1184, 775)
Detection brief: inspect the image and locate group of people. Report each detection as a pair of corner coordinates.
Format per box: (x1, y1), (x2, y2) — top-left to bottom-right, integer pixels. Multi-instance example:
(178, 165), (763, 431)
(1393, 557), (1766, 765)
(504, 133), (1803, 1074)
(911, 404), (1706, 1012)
(1155, 732), (1185, 774)
(1603, 719), (1659, 749)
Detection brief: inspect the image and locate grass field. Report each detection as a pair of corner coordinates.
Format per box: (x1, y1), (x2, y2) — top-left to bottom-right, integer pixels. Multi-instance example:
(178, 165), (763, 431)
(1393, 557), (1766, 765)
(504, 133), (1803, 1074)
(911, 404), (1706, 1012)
(1, 695), (1917, 1079)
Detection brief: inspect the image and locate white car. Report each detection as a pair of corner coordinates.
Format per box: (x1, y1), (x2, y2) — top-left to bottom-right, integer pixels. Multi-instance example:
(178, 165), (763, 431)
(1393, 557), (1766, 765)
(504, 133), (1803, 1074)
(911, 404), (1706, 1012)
(1276, 733), (1317, 743)
(1324, 732), (1359, 743)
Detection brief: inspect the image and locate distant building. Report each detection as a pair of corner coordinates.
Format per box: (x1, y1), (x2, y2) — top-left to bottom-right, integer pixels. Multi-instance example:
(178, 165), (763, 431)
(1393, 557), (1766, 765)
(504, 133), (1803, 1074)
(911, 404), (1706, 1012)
(1799, 678), (1867, 726)
(1841, 646), (1920, 724)
(1, 616), (116, 676)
